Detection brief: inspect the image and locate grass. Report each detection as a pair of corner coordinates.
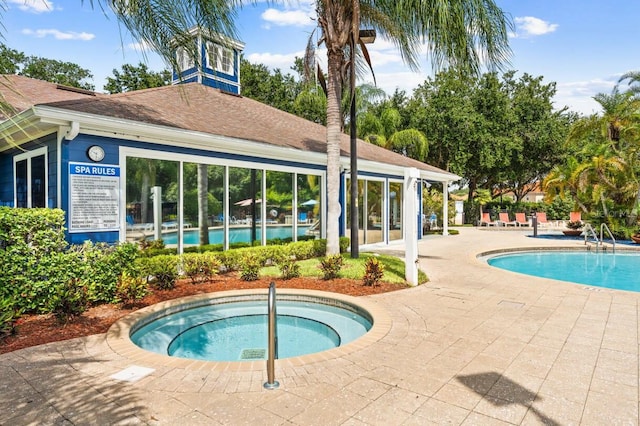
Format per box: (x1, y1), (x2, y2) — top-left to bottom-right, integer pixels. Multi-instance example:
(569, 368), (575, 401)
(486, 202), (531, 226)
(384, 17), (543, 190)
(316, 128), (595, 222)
(262, 253), (428, 284)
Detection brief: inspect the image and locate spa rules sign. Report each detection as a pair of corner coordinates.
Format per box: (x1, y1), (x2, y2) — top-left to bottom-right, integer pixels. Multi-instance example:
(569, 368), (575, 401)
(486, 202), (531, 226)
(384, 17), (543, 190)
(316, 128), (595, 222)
(69, 162), (120, 232)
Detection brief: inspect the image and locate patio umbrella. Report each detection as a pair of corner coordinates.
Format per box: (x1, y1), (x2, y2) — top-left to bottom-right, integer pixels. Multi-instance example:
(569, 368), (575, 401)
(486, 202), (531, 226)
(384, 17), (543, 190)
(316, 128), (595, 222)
(301, 199), (318, 206)
(234, 198), (262, 207)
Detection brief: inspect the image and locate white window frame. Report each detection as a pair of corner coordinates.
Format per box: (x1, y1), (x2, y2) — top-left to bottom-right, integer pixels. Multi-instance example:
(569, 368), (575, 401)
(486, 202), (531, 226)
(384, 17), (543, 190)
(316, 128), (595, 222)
(176, 46), (195, 72)
(13, 146), (48, 208)
(206, 41), (234, 75)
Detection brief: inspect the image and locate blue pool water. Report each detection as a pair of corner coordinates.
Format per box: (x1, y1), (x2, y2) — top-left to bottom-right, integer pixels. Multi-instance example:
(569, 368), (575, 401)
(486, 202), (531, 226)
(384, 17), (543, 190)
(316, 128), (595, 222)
(487, 251), (640, 292)
(161, 225), (311, 245)
(131, 298), (372, 361)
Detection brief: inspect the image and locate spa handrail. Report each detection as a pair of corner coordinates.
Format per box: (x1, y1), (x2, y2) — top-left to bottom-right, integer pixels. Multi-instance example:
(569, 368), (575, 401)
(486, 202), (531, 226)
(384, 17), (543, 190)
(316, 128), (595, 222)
(264, 282), (279, 389)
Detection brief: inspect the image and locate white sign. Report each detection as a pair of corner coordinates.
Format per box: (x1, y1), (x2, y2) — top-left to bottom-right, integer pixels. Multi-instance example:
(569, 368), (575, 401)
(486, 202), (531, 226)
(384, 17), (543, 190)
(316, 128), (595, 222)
(69, 162), (120, 232)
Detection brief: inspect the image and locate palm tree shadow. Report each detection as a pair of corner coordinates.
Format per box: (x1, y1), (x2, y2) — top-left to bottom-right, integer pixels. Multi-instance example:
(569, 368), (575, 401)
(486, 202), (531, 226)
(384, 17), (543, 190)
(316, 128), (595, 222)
(457, 372), (560, 426)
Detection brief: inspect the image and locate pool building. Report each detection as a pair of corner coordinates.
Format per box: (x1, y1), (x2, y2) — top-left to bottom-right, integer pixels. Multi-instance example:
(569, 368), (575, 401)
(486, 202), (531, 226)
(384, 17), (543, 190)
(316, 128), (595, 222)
(0, 28), (459, 255)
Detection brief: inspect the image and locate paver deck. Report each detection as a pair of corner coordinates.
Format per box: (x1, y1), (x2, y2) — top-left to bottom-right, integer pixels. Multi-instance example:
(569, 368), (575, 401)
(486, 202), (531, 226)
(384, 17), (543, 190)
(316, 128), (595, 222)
(2, 227), (639, 425)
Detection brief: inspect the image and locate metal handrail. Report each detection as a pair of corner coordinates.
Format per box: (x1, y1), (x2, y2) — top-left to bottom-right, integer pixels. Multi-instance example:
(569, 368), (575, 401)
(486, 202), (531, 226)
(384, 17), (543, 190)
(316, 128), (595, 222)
(264, 282), (279, 390)
(600, 223), (616, 253)
(583, 223), (600, 248)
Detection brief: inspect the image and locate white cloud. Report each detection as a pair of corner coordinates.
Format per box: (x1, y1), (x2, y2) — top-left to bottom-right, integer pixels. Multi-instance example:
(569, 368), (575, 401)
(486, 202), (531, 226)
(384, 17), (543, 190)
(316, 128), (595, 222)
(246, 50), (306, 70)
(8, 0), (54, 13)
(261, 8), (314, 27)
(127, 40), (153, 52)
(22, 28), (95, 41)
(554, 77), (617, 115)
(513, 16), (558, 38)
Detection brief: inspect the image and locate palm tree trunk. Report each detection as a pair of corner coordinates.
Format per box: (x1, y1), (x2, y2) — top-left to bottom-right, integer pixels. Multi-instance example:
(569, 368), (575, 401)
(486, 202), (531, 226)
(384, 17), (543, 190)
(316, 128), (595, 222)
(325, 49), (344, 255)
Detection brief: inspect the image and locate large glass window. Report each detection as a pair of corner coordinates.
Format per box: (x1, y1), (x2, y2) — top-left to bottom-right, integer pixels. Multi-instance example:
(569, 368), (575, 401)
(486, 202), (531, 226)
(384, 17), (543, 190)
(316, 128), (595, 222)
(182, 163), (224, 246)
(229, 166), (262, 244)
(297, 173), (321, 240)
(389, 181), (403, 241)
(266, 170), (293, 241)
(365, 180), (383, 244)
(14, 148), (47, 208)
(123, 150), (323, 249)
(125, 158), (178, 243)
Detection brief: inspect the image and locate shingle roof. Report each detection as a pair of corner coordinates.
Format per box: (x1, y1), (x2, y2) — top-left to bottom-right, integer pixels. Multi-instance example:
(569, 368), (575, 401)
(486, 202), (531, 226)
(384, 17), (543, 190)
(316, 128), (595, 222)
(2, 74), (458, 179)
(0, 75), (102, 119)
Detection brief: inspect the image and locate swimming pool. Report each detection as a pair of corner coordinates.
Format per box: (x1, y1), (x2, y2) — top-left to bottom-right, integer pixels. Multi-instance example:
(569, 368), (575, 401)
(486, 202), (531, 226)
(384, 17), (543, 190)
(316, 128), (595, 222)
(486, 250), (640, 292)
(129, 292), (373, 361)
(161, 225), (311, 245)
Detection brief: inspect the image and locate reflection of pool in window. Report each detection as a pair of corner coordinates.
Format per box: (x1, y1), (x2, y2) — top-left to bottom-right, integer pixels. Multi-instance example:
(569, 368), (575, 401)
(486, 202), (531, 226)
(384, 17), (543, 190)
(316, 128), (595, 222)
(160, 225), (311, 245)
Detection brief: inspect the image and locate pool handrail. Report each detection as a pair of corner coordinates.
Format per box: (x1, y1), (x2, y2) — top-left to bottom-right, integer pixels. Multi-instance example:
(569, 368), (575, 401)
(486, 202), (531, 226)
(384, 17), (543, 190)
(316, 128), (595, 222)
(600, 223), (616, 253)
(583, 223), (600, 248)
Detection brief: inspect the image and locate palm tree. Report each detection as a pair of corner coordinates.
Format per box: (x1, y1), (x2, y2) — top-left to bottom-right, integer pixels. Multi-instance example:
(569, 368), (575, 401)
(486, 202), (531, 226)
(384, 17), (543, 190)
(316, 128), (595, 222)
(104, 0), (511, 254)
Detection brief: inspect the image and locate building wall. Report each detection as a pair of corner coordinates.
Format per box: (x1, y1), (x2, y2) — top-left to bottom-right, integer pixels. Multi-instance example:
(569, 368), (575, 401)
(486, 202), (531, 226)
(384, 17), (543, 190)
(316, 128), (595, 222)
(0, 134), (57, 207)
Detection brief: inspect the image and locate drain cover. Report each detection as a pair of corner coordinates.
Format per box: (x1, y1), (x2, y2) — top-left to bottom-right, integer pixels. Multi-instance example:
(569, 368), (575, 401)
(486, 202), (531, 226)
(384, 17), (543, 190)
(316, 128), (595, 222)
(240, 348), (266, 360)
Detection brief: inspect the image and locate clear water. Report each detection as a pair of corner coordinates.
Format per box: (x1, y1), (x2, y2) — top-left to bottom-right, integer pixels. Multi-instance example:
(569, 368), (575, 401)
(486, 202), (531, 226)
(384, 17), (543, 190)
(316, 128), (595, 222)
(160, 225), (310, 245)
(131, 300), (372, 361)
(487, 251), (640, 291)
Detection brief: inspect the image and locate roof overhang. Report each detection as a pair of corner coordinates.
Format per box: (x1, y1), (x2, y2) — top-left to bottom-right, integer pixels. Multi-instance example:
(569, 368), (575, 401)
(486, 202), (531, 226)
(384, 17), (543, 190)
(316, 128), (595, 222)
(1, 105), (461, 184)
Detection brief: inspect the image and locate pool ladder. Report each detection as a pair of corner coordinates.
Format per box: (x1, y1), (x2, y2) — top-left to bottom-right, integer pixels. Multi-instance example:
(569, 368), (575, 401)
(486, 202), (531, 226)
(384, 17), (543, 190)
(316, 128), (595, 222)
(264, 282), (279, 389)
(584, 223), (616, 253)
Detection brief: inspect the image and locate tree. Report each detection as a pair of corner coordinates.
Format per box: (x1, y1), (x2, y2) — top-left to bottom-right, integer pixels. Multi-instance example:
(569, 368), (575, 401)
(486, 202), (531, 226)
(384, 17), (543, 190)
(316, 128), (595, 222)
(0, 43), (94, 90)
(548, 85), (640, 231)
(386, 129), (428, 162)
(104, 62), (171, 93)
(619, 70), (640, 97)
(106, 0), (511, 255)
(0, 44), (25, 74)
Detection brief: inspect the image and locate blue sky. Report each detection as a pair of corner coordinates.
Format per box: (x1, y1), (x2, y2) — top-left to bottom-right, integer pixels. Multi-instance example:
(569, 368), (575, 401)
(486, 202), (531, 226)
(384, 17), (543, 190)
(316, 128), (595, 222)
(3, 0), (639, 115)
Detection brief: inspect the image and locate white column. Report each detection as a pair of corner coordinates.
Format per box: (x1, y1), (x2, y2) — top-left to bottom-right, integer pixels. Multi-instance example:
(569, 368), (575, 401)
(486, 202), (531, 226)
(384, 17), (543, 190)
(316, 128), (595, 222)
(442, 181), (449, 236)
(152, 186), (162, 241)
(403, 168), (419, 286)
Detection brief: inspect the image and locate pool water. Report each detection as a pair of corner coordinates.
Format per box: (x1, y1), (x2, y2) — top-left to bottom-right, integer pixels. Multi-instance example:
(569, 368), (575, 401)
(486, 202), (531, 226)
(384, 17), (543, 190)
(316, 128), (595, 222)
(487, 251), (640, 292)
(131, 299), (372, 361)
(160, 225), (311, 245)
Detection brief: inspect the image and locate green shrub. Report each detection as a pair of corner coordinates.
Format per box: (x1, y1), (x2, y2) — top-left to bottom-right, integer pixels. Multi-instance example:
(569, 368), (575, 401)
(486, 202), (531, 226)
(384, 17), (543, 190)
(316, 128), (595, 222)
(0, 298), (22, 340)
(139, 255), (179, 289)
(48, 278), (89, 322)
(239, 254), (261, 281)
(217, 250), (241, 272)
(77, 242), (139, 304)
(312, 239), (327, 257)
(182, 252), (220, 283)
(115, 271), (148, 306)
(275, 251), (300, 280)
(339, 237), (350, 253)
(286, 240), (317, 260)
(319, 254), (343, 280)
(363, 257), (385, 286)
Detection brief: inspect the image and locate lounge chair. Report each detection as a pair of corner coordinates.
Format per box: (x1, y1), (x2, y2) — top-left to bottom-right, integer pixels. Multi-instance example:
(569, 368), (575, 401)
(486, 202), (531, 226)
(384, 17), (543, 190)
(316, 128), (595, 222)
(480, 212), (499, 227)
(498, 212), (517, 227)
(126, 214), (153, 231)
(515, 212), (529, 227)
(535, 212), (549, 227)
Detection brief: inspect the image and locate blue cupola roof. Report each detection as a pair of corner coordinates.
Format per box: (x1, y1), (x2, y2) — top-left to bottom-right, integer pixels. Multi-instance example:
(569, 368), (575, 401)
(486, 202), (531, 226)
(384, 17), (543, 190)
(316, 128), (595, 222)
(172, 27), (245, 95)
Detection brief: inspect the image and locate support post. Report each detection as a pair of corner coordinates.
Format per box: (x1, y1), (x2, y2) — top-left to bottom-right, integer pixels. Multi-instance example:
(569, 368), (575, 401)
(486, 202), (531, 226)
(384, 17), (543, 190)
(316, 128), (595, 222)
(152, 186), (162, 241)
(404, 168), (420, 286)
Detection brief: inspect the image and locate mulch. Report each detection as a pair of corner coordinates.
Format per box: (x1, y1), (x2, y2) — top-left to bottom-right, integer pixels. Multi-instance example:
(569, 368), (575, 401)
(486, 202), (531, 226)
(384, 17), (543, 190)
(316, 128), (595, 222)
(0, 274), (407, 354)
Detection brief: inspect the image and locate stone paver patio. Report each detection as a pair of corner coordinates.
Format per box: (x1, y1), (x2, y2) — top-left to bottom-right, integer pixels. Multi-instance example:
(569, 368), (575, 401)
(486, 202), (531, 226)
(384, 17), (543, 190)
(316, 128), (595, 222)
(2, 227), (639, 425)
